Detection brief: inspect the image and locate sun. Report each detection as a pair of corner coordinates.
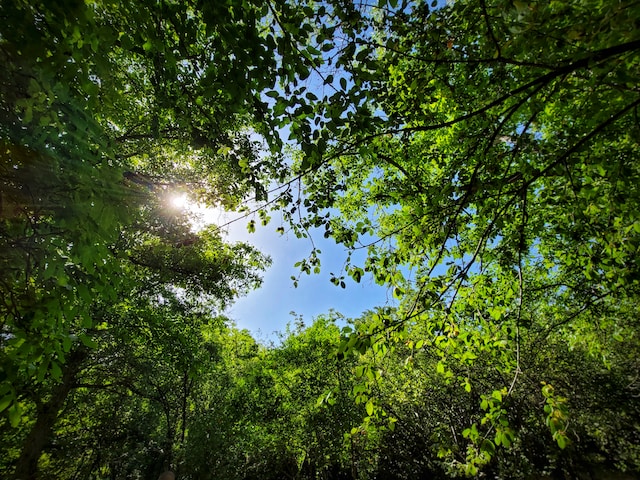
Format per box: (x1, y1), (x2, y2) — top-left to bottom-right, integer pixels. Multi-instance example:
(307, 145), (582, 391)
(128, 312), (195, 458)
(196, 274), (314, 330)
(169, 192), (189, 209)
(165, 191), (229, 232)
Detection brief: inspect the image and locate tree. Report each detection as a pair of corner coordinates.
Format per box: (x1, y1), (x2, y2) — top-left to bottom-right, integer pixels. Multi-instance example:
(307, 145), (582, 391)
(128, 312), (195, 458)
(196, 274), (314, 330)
(0, 0), (330, 386)
(182, 314), (362, 480)
(261, 0), (640, 474)
(1, 0), (315, 476)
(20, 301), (232, 480)
(330, 300), (640, 478)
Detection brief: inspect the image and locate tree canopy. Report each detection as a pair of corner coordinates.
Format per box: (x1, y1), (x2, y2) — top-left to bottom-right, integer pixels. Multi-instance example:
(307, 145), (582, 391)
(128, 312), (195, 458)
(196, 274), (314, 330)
(1, 0), (640, 478)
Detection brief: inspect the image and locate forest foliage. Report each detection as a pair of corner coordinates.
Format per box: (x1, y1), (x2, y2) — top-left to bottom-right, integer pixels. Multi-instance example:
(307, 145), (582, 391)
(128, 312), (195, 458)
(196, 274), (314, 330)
(1, 0), (640, 478)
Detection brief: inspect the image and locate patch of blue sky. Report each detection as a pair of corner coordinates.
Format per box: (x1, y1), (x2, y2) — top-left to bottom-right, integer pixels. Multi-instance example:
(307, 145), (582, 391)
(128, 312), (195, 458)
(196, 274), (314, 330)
(211, 207), (397, 343)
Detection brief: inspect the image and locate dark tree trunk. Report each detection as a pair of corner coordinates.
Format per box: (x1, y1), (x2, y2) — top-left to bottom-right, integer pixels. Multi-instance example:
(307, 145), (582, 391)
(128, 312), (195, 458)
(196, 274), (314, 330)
(13, 348), (87, 480)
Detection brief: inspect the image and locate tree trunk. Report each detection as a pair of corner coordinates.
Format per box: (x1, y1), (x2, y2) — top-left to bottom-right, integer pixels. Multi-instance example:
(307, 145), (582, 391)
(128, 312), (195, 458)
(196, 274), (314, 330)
(13, 348), (86, 480)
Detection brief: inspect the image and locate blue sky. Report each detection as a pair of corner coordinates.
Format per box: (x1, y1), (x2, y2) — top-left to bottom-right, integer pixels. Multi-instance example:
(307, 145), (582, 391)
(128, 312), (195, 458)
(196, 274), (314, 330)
(198, 206), (396, 342)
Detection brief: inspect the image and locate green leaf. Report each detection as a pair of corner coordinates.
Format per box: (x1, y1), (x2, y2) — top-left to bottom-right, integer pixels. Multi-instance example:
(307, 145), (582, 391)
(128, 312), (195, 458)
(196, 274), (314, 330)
(388, 417), (397, 431)
(366, 400), (374, 416)
(81, 315), (93, 329)
(8, 403), (21, 428)
(51, 360), (62, 380)
(79, 334), (98, 349)
(556, 433), (567, 449)
(480, 439), (495, 457)
(0, 395), (13, 413)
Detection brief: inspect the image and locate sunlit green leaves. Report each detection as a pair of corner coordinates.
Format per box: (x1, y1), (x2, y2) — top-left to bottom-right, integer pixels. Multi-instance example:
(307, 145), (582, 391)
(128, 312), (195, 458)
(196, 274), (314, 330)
(542, 382), (570, 449)
(2, 0), (640, 476)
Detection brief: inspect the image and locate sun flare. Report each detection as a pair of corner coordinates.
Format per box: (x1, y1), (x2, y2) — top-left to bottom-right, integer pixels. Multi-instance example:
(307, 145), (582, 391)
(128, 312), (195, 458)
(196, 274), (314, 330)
(166, 191), (229, 232)
(169, 192), (189, 209)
